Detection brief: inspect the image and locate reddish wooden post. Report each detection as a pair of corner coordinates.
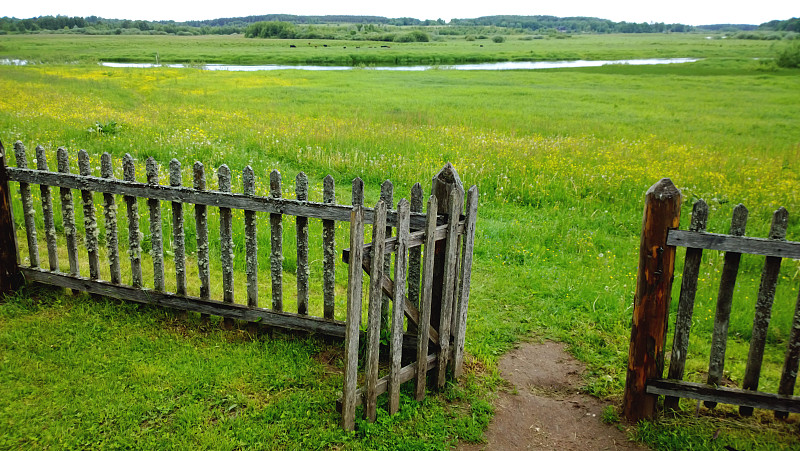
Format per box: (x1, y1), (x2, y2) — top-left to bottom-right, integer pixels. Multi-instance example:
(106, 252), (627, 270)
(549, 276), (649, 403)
(623, 178), (681, 422)
(0, 140), (22, 294)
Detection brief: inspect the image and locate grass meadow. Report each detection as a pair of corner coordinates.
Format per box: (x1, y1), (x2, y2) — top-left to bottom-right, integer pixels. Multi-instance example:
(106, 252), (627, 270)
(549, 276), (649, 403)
(1, 33), (800, 449)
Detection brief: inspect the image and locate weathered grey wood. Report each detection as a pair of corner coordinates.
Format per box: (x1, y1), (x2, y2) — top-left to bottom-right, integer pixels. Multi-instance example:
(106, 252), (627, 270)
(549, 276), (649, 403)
(7, 167), (436, 229)
(101, 153), (121, 284)
(380, 180), (394, 331)
(437, 189), (463, 388)
(740, 207), (789, 416)
(20, 267), (346, 337)
(667, 229), (800, 260)
(351, 177), (363, 207)
(242, 166), (258, 308)
(338, 353), (438, 410)
(146, 157), (164, 291)
(270, 170), (283, 311)
(218, 165), (234, 310)
(776, 289), (800, 419)
(341, 205), (365, 431)
(296, 172), (309, 315)
(647, 379), (800, 414)
(169, 159), (186, 296)
(452, 185), (479, 379)
(79, 150), (100, 280)
(407, 183), (423, 334)
(193, 162), (210, 300)
(706, 204), (748, 409)
(665, 199), (709, 412)
(322, 175), (336, 320)
(14, 142), (38, 268)
(623, 179), (682, 422)
(416, 195), (438, 401)
(59, 148), (79, 278)
(35, 146), (58, 272)
(365, 200), (387, 423)
(389, 198), (410, 414)
(122, 154), (142, 288)
(0, 140), (22, 293)
(341, 223), (462, 263)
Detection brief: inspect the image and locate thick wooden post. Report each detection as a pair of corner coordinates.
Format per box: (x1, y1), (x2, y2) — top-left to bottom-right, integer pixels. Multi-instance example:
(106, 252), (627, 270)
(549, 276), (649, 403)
(0, 140), (22, 294)
(623, 178), (681, 422)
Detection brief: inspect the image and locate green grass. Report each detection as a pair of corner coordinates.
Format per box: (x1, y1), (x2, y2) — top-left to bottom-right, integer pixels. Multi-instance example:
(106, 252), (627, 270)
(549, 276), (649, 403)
(1, 34), (799, 449)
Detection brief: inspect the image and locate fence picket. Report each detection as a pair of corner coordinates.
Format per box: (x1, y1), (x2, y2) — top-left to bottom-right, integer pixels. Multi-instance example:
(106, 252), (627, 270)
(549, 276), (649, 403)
(407, 183), (423, 334)
(36, 146), (58, 272)
(270, 170), (283, 311)
(170, 159), (186, 296)
(380, 181), (394, 330)
(341, 205), (364, 431)
(365, 200), (387, 423)
(193, 162), (210, 300)
(322, 175), (336, 319)
(351, 177), (363, 207)
(706, 204), (748, 408)
(57, 148), (79, 279)
(437, 189), (463, 388)
(14, 142), (38, 268)
(296, 172), (309, 315)
(452, 185), (479, 379)
(122, 154), (142, 288)
(146, 157), (164, 291)
(416, 195), (438, 401)
(79, 150), (100, 281)
(101, 153), (121, 284)
(0, 140), (21, 293)
(243, 166), (258, 308)
(218, 165), (234, 328)
(389, 198), (410, 414)
(776, 290), (800, 418)
(740, 207), (789, 416)
(665, 199), (709, 411)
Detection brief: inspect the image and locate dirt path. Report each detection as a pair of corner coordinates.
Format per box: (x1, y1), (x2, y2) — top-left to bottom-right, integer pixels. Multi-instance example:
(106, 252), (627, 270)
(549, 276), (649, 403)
(460, 341), (645, 450)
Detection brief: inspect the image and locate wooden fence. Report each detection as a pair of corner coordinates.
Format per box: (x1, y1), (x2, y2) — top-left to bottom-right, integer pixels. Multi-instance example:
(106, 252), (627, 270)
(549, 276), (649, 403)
(623, 178), (800, 421)
(0, 140), (478, 430)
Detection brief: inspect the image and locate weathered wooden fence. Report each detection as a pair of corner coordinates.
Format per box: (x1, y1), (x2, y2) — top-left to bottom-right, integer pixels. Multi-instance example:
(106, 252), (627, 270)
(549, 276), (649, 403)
(0, 140), (478, 430)
(623, 178), (800, 421)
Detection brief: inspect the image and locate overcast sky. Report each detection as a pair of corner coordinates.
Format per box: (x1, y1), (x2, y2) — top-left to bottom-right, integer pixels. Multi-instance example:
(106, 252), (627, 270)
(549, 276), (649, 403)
(3, 0), (796, 26)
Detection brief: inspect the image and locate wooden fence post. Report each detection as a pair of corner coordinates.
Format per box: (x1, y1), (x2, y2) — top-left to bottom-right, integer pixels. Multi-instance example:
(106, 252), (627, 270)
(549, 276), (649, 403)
(623, 178), (681, 422)
(0, 140), (22, 294)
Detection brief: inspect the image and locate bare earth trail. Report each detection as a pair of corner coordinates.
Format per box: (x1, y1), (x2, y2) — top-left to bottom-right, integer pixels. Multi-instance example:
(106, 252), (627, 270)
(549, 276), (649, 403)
(460, 341), (646, 450)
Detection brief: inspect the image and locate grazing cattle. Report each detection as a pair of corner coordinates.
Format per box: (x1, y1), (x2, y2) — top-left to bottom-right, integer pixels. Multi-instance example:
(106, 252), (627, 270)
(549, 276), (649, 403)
(290, 45), (296, 48)
(323, 44), (328, 47)
(381, 45), (390, 48)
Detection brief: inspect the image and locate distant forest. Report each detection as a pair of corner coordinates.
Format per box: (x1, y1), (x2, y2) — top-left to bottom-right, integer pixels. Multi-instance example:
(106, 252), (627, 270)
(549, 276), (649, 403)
(0, 13), (796, 37)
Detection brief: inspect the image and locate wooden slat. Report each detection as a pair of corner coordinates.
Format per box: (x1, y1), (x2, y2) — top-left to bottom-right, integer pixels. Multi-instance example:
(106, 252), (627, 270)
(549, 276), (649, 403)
(380, 180), (394, 332)
(36, 146), (58, 272)
(170, 159), (186, 295)
(193, 162), (210, 300)
(776, 289), (800, 418)
(57, 148), (79, 279)
(122, 154), (142, 287)
(341, 205), (364, 431)
(79, 150), (100, 280)
(101, 153), (121, 284)
(0, 140), (22, 293)
(14, 142), (38, 268)
(437, 189), (463, 388)
(19, 267), (346, 337)
(389, 198), (410, 414)
(340, 223), (461, 263)
(365, 200), (387, 423)
(270, 170), (283, 311)
(665, 199), (709, 411)
(339, 353), (438, 410)
(416, 195), (438, 401)
(706, 204), (748, 409)
(218, 165), (234, 329)
(295, 172), (309, 315)
(407, 183), (423, 334)
(7, 167), (437, 229)
(243, 166), (258, 308)
(740, 207), (789, 416)
(322, 175), (336, 320)
(647, 379), (800, 413)
(667, 229), (800, 259)
(351, 177), (363, 207)
(452, 185), (479, 379)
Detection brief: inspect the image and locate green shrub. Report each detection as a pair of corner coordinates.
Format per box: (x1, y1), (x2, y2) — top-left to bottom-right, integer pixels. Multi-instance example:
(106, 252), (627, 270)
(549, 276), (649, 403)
(492, 36), (506, 43)
(776, 43), (800, 68)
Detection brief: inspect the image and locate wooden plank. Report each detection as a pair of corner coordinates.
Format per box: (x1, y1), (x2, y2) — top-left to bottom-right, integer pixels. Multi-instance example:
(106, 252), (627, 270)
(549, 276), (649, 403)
(218, 165), (234, 328)
(416, 195), (438, 401)
(740, 207), (789, 416)
(776, 289), (800, 419)
(79, 150), (100, 280)
(60, 148), (79, 279)
(338, 353), (438, 410)
(0, 140), (22, 293)
(36, 146), (59, 272)
(706, 204), (748, 409)
(646, 379), (800, 414)
(622, 178), (682, 422)
(341, 205), (364, 431)
(270, 170), (283, 311)
(122, 154), (142, 288)
(295, 172), (309, 315)
(667, 229), (800, 260)
(437, 189), (464, 389)
(322, 175), (336, 320)
(19, 267), (346, 337)
(407, 183), (423, 334)
(243, 166), (258, 308)
(169, 159), (186, 296)
(380, 180), (394, 332)
(7, 167), (437, 229)
(452, 185), (479, 379)
(101, 153), (121, 284)
(351, 177), (363, 207)
(14, 142), (39, 268)
(389, 198), (410, 414)
(193, 162), (210, 300)
(665, 199), (708, 411)
(365, 200), (387, 423)
(341, 223), (460, 263)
